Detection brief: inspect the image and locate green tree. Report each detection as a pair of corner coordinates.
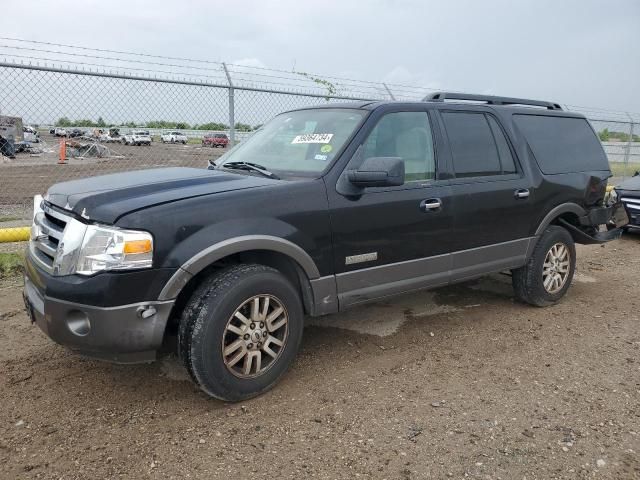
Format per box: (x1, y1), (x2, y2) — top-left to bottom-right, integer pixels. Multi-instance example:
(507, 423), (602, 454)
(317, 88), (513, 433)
(198, 122), (228, 131)
(56, 117), (72, 127)
(598, 128), (610, 142)
(234, 122), (253, 132)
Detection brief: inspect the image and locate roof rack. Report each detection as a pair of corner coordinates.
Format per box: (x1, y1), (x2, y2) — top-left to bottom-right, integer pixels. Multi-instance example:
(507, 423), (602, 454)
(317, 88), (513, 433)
(423, 92), (563, 111)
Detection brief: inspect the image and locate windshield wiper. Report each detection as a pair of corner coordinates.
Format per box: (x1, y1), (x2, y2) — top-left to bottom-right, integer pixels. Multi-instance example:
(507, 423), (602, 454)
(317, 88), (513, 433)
(219, 161), (280, 179)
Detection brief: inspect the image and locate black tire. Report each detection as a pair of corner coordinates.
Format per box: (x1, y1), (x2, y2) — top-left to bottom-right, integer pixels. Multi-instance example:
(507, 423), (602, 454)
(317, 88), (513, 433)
(512, 226), (576, 307)
(178, 264), (304, 401)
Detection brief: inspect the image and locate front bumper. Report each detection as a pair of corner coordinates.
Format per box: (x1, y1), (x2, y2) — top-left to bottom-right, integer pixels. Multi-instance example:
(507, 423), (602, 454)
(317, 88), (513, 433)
(23, 254), (175, 363)
(617, 191), (640, 229)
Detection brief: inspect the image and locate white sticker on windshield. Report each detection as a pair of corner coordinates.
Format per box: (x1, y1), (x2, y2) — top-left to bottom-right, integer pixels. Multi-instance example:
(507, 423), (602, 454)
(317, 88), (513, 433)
(291, 133), (333, 144)
(314, 154), (328, 161)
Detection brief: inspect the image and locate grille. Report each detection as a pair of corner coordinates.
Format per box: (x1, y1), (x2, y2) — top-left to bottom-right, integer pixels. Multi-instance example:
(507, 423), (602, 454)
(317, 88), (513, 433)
(620, 196), (640, 226)
(30, 204), (71, 273)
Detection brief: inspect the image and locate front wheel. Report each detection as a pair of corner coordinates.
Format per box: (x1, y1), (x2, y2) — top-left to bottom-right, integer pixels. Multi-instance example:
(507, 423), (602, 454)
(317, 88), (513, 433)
(178, 264), (304, 401)
(512, 226), (576, 307)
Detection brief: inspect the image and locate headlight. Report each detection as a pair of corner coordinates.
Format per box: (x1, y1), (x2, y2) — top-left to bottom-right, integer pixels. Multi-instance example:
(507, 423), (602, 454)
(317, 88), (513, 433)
(53, 221), (153, 276)
(75, 224), (153, 275)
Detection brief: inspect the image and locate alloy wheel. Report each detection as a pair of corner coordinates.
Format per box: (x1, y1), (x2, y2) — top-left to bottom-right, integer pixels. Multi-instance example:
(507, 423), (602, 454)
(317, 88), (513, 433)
(542, 242), (571, 294)
(221, 295), (289, 378)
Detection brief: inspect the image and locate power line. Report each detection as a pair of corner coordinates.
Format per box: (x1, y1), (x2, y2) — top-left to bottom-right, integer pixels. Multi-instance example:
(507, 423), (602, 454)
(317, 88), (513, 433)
(0, 37), (638, 118)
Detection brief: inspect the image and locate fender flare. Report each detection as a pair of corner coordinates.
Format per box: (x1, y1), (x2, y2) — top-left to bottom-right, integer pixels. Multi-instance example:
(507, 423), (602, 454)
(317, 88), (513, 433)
(158, 235), (320, 300)
(534, 202), (586, 236)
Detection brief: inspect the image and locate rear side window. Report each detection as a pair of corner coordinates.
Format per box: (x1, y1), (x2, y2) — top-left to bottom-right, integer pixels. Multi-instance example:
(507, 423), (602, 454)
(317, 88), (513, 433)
(513, 115), (608, 174)
(442, 112), (516, 178)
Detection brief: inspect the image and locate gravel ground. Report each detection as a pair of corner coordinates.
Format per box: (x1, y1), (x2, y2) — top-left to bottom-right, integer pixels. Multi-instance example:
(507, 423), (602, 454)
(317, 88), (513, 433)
(0, 133), (225, 221)
(0, 235), (639, 479)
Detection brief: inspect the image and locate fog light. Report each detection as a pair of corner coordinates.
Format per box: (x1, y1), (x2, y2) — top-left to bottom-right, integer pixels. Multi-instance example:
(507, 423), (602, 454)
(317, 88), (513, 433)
(67, 310), (91, 336)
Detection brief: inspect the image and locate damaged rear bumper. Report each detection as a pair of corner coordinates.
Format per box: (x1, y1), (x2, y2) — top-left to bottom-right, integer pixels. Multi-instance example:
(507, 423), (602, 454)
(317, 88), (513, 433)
(560, 203), (628, 244)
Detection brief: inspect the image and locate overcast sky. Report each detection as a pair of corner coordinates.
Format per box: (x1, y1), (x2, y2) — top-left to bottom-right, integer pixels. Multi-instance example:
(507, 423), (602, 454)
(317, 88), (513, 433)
(4, 0), (640, 114)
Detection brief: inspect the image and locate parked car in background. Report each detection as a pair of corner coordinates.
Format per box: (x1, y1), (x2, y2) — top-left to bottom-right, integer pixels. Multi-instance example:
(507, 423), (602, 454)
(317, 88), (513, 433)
(161, 131), (188, 144)
(68, 128), (84, 138)
(614, 172), (640, 231)
(202, 133), (229, 148)
(23, 126), (40, 143)
(54, 127), (67, 137)
(122, 130), (152, 146)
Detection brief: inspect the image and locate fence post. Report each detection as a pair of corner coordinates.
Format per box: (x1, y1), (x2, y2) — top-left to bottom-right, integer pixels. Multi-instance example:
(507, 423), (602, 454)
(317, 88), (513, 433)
(624, 113), (635, 180)
(223, 63), (235, 146)
(383, 83), (396, 101)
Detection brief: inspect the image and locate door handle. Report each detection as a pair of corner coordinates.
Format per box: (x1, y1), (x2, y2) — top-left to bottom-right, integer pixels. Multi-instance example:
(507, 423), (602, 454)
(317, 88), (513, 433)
(420, 198), (442, 212)
(514, 189), (530, 199)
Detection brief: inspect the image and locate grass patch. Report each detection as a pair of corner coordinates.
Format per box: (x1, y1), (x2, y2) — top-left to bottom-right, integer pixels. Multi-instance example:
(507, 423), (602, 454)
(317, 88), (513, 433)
(0, 216), (23, 223)
(610, 162), (640, 180)
(0, 252), (24, 278)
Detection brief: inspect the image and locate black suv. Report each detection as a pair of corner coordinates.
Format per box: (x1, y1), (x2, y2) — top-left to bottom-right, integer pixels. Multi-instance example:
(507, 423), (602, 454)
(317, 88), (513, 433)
(23, 93), (627, 401)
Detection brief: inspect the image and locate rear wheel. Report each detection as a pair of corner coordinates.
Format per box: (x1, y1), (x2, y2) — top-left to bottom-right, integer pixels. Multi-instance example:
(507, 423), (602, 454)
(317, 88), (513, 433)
(178, 264), (304, 401)
(512, 226), (576, 307)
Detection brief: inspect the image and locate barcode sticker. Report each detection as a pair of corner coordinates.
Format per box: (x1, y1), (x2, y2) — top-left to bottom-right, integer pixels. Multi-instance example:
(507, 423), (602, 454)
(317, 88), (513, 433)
(291, 133), (333, 144)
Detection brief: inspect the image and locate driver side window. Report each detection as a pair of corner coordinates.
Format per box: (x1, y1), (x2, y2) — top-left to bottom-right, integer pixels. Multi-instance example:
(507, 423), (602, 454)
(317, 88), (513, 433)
(362, 111), (435, 182)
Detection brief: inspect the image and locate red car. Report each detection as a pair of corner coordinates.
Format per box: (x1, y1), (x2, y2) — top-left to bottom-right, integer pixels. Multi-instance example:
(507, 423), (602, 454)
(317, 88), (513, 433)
(202, 133), (229, 148)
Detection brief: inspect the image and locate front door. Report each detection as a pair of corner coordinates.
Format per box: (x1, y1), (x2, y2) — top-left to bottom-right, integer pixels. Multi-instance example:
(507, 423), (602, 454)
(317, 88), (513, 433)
(326, 107), (454, 308)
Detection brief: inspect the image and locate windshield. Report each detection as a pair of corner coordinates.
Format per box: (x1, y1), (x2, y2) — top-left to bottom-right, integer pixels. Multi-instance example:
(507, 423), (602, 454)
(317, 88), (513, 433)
(217, 108), (367, 175)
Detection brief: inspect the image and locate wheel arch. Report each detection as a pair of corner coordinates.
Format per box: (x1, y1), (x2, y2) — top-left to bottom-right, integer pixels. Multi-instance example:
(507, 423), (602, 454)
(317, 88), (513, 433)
(158, 236), (321, 312)
(534, 202), (586, 236)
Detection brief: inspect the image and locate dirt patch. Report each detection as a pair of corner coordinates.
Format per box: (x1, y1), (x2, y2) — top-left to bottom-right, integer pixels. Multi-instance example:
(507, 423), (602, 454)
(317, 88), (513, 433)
(0, 236), (639, 479)
(0, 133), (226, 219)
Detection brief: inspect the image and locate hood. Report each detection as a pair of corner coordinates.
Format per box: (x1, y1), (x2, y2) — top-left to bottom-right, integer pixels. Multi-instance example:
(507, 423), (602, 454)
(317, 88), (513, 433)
(46, 167), (278, 223)
(616, 174), (640, 192)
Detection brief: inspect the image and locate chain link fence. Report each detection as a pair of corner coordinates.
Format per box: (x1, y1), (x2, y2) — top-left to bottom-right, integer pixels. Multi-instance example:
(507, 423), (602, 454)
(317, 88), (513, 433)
(1, 57), (638, 244)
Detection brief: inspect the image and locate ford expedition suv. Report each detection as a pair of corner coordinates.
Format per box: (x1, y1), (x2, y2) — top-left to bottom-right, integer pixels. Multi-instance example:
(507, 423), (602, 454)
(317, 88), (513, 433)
(23, 93), (627, 401)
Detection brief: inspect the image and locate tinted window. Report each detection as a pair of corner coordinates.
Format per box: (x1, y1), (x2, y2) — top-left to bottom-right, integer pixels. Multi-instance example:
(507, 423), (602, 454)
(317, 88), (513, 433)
(362, 111), (435, 182)
(487, 115), (517, 174)
(442, 112), (501, 177)
(514, 115), (608, 174)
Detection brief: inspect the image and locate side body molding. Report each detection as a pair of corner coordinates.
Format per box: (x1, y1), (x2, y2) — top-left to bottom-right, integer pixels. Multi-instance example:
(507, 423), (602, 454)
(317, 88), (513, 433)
(534, 202), (586, 235)
(158, 235), (321, 300)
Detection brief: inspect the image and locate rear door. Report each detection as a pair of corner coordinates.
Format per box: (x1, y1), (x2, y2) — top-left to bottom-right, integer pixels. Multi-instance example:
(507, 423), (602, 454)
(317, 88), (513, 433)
(436, 108), (535, 279)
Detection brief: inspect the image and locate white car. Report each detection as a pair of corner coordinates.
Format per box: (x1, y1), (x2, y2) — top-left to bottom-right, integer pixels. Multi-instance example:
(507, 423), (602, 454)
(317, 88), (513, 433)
(54, 127), (67, 137)
(24, 126), (40, 143)
(161, 131), (188, 144)
(123, 131), (152, 146)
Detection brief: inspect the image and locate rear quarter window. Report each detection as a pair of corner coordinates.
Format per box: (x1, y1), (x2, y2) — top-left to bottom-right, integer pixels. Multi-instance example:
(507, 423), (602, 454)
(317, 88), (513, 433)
(513, 115), (608, 174)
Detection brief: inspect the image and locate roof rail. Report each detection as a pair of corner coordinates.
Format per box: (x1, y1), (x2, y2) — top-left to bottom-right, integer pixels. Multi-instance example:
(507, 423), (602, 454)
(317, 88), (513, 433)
(423, 92), (563, 111)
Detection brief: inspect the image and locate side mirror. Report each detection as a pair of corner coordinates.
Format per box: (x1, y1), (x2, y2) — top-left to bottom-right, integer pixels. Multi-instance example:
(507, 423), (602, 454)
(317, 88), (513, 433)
(346, 157), (405, 188)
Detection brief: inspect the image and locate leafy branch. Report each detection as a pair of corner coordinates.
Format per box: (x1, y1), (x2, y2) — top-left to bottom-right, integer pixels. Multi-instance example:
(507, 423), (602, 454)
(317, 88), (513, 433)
(296, 72), (337, 101)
